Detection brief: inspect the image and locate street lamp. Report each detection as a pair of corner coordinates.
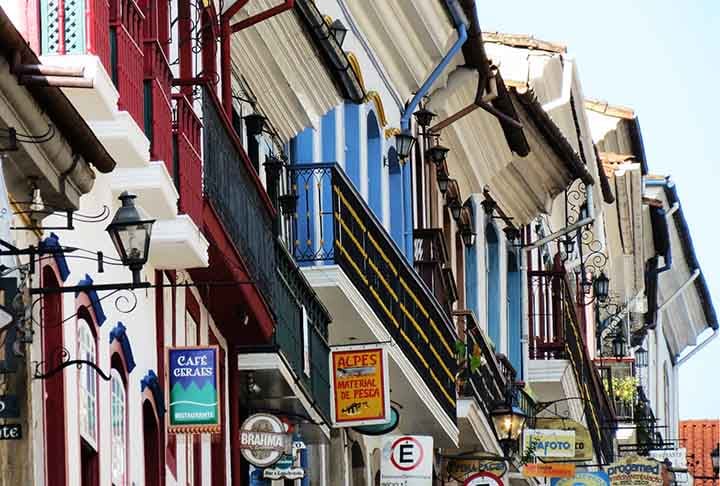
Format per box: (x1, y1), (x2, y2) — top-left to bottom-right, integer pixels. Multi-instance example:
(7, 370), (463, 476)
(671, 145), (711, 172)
(612, 331), (627, 359)
(426, 142), (450, 167)
(490, 400), (527, 457)
(106, 192), (155, 286)
(413, 106), (436, 129)
(593, 272), (610, 303)
(395, 131), (416, 161)
(329, 19), (348, 46)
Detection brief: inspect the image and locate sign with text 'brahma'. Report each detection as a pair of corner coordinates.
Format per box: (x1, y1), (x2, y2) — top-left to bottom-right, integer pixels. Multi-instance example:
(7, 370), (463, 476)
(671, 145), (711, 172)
(167, 346), (221, 433)
(330, 344), (390, 427)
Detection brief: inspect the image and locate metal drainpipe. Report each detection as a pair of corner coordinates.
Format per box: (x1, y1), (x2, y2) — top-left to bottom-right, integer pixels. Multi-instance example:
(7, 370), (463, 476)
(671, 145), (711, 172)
(646, 177), (678, 272)
(399, 0), (468, 258)
(220, 0), (295, 114)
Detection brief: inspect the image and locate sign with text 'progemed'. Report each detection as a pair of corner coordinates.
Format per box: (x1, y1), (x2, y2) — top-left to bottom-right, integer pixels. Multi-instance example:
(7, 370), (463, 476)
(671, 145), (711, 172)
(167, 346), (221, 434)
(607, 455), (663, 486)
(330, 344), (390, 427)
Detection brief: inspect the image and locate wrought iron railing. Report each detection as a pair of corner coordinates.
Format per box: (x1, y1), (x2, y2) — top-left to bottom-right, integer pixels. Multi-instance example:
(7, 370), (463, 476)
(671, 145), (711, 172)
(110, 0), (145, 127)
(528, 270), (616, 462)
(288, 163), (458, 421)
(202, 90), (332, 420)
(455, 311), (509, 418)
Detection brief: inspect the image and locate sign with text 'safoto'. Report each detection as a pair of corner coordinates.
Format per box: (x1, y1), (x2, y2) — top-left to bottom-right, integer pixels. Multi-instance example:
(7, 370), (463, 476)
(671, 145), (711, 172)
(330, 344), (390, 427)
(167, 346), (221, 433)
(525, 428), (576, 458)
(380, 435), (433, 486)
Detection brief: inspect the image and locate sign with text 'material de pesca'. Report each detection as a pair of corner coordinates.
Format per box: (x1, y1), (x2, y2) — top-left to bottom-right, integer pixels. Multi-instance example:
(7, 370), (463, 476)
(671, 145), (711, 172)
(167, 346), (221, 434)
(330, 344), (390, 427)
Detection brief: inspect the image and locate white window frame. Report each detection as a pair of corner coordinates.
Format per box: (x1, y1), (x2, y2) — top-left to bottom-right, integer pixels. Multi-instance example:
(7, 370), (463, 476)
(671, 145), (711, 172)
(110, 368), (127, 486)
(78, 319), (98, 448)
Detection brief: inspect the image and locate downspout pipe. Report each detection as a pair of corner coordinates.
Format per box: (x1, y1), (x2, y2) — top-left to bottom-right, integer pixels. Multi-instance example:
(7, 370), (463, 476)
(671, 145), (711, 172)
(399, 0), (468, 259)
(646, 177), (678, 273)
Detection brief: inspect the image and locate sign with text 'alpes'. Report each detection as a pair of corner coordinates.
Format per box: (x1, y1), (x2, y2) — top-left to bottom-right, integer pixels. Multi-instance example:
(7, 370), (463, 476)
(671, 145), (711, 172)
(330, 344), (390, 427)
(167, 346), (221, 434)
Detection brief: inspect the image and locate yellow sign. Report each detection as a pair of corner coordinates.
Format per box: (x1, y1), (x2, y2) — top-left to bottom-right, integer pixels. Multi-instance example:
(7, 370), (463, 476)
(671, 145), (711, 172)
(535, 417), (593, 461)
(330, 345), (390, 427)
(525, 428), (576, 458)
(523, 463), (576, 478)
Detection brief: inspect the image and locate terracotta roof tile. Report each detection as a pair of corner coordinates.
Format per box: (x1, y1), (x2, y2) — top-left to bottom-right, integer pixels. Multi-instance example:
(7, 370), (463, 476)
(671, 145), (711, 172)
(680, 419), (720, 486)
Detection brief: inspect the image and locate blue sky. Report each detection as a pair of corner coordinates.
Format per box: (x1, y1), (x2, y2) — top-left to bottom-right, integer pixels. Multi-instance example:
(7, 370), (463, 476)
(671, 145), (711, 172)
(476, 0), (719, 419)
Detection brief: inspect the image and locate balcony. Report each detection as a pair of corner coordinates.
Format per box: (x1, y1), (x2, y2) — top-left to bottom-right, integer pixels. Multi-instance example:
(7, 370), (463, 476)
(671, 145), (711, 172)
(414, 229), (456, 315)
(288, 163), (458, 445)
(197, 88), (332, 430)
(528, 270), (616, 462)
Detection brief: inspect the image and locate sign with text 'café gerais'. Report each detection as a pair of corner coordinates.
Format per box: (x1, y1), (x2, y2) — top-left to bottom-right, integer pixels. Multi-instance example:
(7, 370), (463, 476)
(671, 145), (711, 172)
(330, 344), (390, 427)
(607, 455), (664, 486)
(167, 346), (221, 434)
(524, 428), (576, 458)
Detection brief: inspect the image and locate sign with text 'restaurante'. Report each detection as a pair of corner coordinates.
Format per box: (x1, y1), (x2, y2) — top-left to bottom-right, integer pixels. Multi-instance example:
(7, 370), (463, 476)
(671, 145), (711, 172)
(330, 344), (390, 427)
(167, 346), (221, 433)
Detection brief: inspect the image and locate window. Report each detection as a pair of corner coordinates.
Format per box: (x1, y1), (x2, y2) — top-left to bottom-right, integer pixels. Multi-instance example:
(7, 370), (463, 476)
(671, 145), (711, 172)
(485, 224), (501, 347)
(110, 368), (127, 486)
(78, 319), (98, 445)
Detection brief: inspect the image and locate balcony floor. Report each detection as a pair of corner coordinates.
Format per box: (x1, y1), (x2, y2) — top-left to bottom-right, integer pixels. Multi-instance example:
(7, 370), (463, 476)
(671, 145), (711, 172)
(302, 264), (459, 447)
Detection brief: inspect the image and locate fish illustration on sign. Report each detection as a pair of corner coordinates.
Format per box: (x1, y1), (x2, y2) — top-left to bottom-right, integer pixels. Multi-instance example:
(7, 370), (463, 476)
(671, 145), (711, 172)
(337, 366), (376, 377)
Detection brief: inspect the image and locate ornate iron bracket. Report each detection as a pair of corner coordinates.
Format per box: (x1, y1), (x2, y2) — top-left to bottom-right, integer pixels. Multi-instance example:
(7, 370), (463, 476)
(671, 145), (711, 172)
(33, 347), (111, 381)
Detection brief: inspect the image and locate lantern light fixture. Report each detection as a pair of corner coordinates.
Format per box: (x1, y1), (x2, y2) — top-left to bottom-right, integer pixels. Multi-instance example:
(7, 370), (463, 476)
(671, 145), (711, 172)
(426, 143), (450, 167)
(448, 199), (462, 221)
(395, 131), (416, 161)
(329, 19), (348, 46)
(243, 112), (266, 137)
(593, 271), (610, 303)
(489, 400), (527, 458)
(106, 192), (155, 285)
(634, 346), (648, 368)
(612, 331), (627, 359)
(413, 106), (436, 129)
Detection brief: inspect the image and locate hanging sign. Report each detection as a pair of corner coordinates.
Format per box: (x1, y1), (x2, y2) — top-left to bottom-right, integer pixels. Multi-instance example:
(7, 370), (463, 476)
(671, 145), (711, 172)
(607, 455), (663, 486)
(649, 449), (687, 469)
(380, 435), (433, 486)
(239, 413), (292, 468)
(551, 471), (610, 486)
(523, 463), (576, 478)
(0, 424), (21, 440)
(446, 458), (508, 482)
(464, 471), (505, 486)
(0, 395), (19, 419)
(525, 428), (576, 458)
(330, 344), (390, 427)
(535, 417), (593, 461)
(263, 438), (306, 480)
(167, 346), (221, 433)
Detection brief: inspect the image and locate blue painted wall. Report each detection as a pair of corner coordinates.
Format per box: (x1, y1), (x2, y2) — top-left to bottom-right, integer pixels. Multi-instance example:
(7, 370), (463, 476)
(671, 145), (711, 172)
(486, 223), (501, 347)
(344, 103), (361, 187)
(507, 248), (522, 377)
(367, 111), (382, 216)
(291, 128), (315, 262)
(321, 109), (336, 163)
(402, 161), (413, 260)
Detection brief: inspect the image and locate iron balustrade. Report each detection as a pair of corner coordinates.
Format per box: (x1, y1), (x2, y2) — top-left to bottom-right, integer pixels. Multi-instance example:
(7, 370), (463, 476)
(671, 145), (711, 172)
(288, 163), (458, 421)
(202, 90), (332, 420)
(528, 270), (616, 462)
(455, 311), (510, 417)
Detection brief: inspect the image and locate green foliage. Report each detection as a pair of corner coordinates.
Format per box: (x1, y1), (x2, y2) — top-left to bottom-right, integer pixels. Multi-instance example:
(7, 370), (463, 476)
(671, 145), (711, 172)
(603, 376), (639, 404)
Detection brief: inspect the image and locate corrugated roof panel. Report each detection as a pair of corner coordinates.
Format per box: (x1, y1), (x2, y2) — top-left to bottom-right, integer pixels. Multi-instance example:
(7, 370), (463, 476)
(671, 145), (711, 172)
(229, 1), (343, 141)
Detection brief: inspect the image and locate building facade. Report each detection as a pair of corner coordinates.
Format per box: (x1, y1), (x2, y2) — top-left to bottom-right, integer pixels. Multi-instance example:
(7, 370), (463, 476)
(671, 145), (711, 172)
(0, 1), (714, 485)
